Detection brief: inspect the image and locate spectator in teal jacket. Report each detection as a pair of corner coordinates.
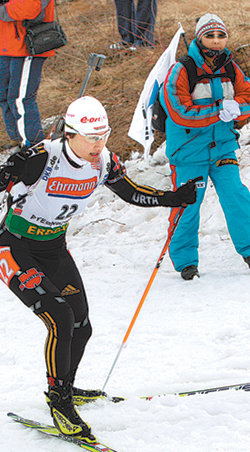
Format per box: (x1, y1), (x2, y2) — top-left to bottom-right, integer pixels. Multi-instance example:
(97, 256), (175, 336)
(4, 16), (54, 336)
(159, 13), (250, 279)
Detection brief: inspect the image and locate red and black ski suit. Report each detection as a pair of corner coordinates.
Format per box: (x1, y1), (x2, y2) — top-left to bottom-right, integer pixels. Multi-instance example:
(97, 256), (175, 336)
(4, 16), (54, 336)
(0, 138), (196, 385)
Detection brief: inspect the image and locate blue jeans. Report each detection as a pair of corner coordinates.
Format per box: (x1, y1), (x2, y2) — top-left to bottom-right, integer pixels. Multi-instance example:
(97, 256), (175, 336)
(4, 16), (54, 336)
(0, 56), (46, 147)
(114, 0), (157, 47)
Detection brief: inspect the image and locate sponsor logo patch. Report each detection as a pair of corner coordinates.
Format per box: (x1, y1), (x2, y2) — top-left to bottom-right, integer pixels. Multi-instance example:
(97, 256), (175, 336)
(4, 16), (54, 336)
(42, 155), (59, 181)
(216, 158), (239, 167)
(80, 114), (107, 124)
(61, 284), (80, 296)
(13, 207), (22, 216)
(46, 177), (97, 199)
(26, 223), (68, 237)
(18, 268), (44, 291)
(196, 181), (205, 188)
(53, 409), (82, 434)
(181, 181), (205, 188)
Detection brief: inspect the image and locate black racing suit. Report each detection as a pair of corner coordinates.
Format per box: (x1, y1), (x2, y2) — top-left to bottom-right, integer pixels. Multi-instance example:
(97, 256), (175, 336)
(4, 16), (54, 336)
(0, 139), (192, 385)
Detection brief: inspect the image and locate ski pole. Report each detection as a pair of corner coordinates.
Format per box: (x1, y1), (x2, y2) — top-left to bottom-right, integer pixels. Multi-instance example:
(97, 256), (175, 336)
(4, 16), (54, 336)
(102, 206), (185, 391)
(50, 52), (106, 139)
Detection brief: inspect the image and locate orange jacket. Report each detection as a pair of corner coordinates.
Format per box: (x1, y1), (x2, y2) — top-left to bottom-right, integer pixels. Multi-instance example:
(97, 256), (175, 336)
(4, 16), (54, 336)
(0, 0), (55, 57)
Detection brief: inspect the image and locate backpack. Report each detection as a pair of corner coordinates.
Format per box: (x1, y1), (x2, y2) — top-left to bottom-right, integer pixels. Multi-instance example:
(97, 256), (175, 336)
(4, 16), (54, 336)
(152, 55), (236, 133)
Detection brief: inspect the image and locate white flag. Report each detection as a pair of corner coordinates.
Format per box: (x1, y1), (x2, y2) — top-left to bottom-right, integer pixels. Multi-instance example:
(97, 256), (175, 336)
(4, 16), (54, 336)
(128, 25), (184, 159)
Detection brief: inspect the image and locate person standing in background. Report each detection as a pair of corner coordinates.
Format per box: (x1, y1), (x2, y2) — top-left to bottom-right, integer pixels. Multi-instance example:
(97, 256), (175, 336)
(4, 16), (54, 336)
(159, 13), (250, 280)
(0, 0), (55, 150)
(111, 0), (157, 50)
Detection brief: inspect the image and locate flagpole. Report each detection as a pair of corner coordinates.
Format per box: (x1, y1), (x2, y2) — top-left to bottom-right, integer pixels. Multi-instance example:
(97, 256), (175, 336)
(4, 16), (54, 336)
(178, 22), (189, 51)
(128, 25), (186, 158)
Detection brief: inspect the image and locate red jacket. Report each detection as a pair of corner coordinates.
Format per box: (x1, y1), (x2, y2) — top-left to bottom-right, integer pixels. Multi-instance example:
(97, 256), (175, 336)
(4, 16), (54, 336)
(0, 0), (55, 57)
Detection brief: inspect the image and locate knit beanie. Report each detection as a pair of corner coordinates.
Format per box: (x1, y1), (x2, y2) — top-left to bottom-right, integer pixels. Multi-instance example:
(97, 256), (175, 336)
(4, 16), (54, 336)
(195, 14), (228, 41)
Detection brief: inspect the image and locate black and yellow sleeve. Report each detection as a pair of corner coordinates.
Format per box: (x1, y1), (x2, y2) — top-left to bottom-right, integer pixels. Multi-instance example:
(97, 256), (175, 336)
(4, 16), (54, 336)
(105, 173), (176, 207)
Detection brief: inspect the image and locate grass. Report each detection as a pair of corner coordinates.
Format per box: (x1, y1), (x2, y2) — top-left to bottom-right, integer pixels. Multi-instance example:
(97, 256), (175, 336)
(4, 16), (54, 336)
(0, 0), (249, 159)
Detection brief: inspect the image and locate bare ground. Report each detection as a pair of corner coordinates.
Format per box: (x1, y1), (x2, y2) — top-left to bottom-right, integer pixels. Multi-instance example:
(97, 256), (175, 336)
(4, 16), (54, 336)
(0, 0), (249, 159)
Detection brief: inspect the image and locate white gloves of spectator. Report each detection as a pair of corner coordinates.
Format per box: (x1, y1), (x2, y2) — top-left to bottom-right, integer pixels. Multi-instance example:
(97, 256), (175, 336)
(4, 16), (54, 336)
(219, 99), (241, 122)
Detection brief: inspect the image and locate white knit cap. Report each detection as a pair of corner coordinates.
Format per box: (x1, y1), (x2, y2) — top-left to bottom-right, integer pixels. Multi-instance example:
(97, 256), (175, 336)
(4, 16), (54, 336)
(195, 14), (228, 41)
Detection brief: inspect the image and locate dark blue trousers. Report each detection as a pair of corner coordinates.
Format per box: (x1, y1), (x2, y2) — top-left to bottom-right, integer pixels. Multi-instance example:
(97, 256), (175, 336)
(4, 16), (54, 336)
(0, 56), (46, 147)
(114, 0), (157, 47)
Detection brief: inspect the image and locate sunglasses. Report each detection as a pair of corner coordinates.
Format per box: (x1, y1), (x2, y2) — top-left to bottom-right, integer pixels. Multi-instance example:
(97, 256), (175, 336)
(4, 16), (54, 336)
(81, 128), (111, 144)
(66, 123), (111, 143)
(203, 32), (227, 39)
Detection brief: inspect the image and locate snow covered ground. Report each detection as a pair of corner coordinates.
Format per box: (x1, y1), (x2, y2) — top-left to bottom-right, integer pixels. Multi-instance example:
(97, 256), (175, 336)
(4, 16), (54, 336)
(0, 125), (249, 452)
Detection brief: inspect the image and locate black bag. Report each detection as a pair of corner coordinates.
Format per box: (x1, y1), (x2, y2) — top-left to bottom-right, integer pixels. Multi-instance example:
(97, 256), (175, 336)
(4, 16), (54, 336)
(24, 21), (67, 55)
(152, 85), (166, 133)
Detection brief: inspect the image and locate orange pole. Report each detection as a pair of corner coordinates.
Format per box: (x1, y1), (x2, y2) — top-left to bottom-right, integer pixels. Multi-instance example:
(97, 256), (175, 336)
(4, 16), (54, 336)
(102, 207), (185, 390)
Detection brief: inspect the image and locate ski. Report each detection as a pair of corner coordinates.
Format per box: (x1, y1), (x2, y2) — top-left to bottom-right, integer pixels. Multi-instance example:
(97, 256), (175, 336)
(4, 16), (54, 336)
(82, 382), (250, 404)
(81, 382), (250, 403)
(7, 412), (118, 452)
(141, 382), (250, 400)
(53, 382), (250, 407)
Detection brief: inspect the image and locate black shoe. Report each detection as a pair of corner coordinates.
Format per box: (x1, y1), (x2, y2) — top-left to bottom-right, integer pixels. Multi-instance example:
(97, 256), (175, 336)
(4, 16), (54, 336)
(181, 265), (200, 280)
(48, 380), (96, 440)
(243, 256), (250, 268)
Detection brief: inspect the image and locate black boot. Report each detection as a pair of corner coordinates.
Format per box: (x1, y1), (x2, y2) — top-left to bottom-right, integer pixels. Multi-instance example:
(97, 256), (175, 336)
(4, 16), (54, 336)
(72, 388), (108, 405)
(243, 256), (250, 268)
(67, 370), (108, 405)
(181, 265), (200, 280)
(46, 386), (124, 406)
(47, 377), (96, 440)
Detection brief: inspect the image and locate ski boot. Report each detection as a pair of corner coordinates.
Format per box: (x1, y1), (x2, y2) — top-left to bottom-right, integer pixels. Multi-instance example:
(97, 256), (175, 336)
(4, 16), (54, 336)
(72, 387), (125, 405)
(46, 386), (124, 406)
(47, 377), (96, 441)
(181, 265), (200, 280)
(72, 388), (108, 405)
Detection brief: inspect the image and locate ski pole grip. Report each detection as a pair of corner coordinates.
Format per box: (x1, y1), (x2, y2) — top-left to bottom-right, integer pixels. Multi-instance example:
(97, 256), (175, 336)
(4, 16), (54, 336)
(95, 54), (106, 71)
(87, 53), (99, 68)
(78, 53), (106, 97)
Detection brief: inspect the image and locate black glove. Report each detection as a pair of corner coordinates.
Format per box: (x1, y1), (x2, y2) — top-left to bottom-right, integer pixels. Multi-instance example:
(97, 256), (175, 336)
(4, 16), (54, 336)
(0, 149), (28, 190)
(161, 176), (203, 207)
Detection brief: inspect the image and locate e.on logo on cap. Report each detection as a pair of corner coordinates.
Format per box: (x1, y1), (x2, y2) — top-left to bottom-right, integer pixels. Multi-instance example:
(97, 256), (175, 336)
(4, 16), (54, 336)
(80, 115), (107, 124)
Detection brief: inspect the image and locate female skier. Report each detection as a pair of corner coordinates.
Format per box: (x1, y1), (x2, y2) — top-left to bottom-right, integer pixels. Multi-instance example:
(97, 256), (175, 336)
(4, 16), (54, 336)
(0, 96), (198, 441)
